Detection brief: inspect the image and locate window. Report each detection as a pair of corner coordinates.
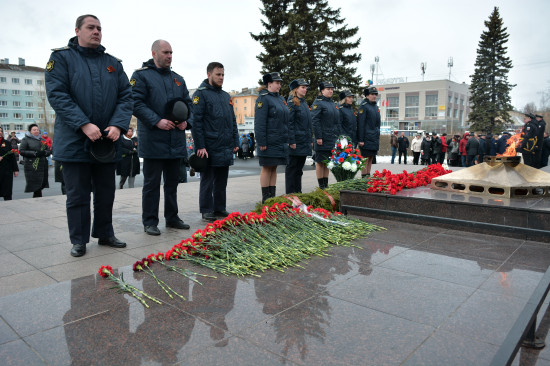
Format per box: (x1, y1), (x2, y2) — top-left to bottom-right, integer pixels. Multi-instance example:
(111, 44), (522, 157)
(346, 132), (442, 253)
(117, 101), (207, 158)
(25, 90), (33, 96)
(39, 114), (45, 119)
(25, 79), (33, 85)
(1, 124), (9, 131)
(12, 78), (20, 84)
(37, 80), (43, 86)
(38, 102), (44, 108)
(0, 101), (7, 106)
(405, 95), (419, 118)
(13, 101), (20, 107)
(454, 97), (458, 105)
(0, 113), (8, 119)
(0, 89), (6, 95)
(244, 107), (247, 111)
(50, 114), (55, 120)
(15, 124), (22, 130)
(0, 77), (6, 83)
(26, 102), (33, 107)
(14, 113), (22, 119)
(459, 110), (464, 121)
(448, 95), (452, 104)
(12, 90), (20, 96)
(425, 94), (438, 117)
(460, 98), (464, 106)
(453, 109), (458, 118)
(26, 113), (34, 119)
(39, 91), (45, 97)
(386, 96), (399, 118)
(447, 107), (451, 117)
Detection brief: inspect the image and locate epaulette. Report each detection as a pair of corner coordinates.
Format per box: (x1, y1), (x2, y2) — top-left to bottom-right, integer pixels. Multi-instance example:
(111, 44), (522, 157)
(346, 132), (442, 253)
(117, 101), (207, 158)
(259, 89), (269, 96)
(51, 46), (69, 52)
(105, 53), (122, 63)
(134, 66), (149, 72)
(197, 86), (207, 91)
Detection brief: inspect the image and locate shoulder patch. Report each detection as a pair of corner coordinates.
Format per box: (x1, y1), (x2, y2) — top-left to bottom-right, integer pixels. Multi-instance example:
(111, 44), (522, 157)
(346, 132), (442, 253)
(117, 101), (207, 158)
(46, 60), (55, 72)
(193, 96), (200, 105)
(135, 66), (149, 72)
(312, 104), (318, 110)
(358, 109), (364, 114)
(51, 46), (69, 52)
(129, 79), (136, 87)
(257, 101), (263, 109)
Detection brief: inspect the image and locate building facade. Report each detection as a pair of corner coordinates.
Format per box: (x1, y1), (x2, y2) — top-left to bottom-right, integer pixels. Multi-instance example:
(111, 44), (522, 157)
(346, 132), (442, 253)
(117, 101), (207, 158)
(230, 87), (259, 125)
(0, 58), (55, 136)
(375, 79), (470, 135)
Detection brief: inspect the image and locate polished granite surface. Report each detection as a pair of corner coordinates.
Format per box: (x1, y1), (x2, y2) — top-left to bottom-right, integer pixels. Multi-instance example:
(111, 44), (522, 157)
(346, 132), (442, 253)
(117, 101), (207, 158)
(1, 166), (550, 365)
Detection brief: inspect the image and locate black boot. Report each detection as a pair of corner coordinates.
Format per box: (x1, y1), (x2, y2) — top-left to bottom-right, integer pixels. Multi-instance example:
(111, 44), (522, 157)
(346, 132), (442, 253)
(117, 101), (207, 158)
(323, 177), (329, 188)
(261, 187), (270, 203)
(318, 178), (325, 189)
(269, 186), (276, 198)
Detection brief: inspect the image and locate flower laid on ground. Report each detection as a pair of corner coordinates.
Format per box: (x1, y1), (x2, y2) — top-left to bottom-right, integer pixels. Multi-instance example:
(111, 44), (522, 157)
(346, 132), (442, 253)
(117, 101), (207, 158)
(325, 135), (367, 182)
(98, 265), (162, 308)
(133, 258), (185, 300)
(148, 252), (216, 285)
(32, 140), (48, 170)
(1, 149), (18, 158)
(366, 163), (452, 195)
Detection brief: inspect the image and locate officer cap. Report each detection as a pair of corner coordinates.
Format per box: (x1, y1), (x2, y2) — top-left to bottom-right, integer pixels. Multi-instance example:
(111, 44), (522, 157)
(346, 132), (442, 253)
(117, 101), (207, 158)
(90, 137), (116, 164)
(289, 78), (309, 91)
(263, 72), (283, 85)
(363, 86), (378, 96)
(339, 90), (354, 100)
(319, 81), (335, 90)
(535, 114), (543, 118)
(525, 113), (535, 119)
(188, 153), (209, 173)
(165, 98), (189, 124)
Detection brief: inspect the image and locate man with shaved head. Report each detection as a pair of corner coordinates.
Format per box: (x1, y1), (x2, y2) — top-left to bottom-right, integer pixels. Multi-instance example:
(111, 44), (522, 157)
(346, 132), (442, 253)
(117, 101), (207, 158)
(131, 40), (193, 236)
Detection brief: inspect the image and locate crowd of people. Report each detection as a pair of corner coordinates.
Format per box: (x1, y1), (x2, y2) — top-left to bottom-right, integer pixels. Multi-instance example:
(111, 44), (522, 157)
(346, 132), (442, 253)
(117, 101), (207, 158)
(1, 13), (548, 258)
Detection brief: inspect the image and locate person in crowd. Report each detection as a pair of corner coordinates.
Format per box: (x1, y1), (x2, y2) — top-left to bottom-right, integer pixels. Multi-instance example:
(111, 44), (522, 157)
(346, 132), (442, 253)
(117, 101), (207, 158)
(132, 39), (192, 236)
(420, 133), (432, 165)
(191, 62), (239, 221)
(312, 81), (341, 188)
(431, 132), (442, 165)
(248, 133), (256, 158)
(410, 133), (422, 165)
(357, 86), (380, 177)
(486, 133), (497, 157)
(254, 72), (289, 202)
(535, 114), (546, 168)
(390, 130), (398, 164)
(440, 133), (448, 164)
(496, 132), (511, 155)
(286, 78), (312, 194)
(448, 136), (460, 166)
(397, 132), (409, 164)
(45, 14), (132, 256)
(478, 134), (487, 164)
(339, 89), (356, 144)
(541, 132), (550, 168)
(240, 135), (249, 160)
(459, 132), (469, 167)
(42, 132), (53, 166)
(519, 113), (539, 168)
(116, 127), (140, 188)
(0, 126), (19, 200)
(7, 131), (21, 163)
(465, 132), (480, 167)
(19, 124), (51, 198)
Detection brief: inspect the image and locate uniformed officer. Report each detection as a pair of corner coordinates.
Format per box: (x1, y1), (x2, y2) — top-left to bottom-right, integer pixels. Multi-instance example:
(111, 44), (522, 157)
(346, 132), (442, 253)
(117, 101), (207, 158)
(254, 72), (289, 202)
(191, 62), (239, 221)
(312, 81), (342, 189)
(45, 14), (133, 257)
(132, 40), (193, 236)
(285, 78), (312, 194)
(339, 90), (357, 145)
(535, 114), (546, 168)
(357, 86), (381, 177)
(519, 113), (539, 167)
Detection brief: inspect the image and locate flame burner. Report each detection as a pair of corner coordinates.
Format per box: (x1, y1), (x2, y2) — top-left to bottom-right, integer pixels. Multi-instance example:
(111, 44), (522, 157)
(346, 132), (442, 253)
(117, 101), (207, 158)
(431, 156), (550, 198)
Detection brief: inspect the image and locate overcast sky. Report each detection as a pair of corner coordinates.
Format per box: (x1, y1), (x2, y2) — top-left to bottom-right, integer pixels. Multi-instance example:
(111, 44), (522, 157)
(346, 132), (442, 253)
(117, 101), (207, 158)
(2, 0), (549, 109)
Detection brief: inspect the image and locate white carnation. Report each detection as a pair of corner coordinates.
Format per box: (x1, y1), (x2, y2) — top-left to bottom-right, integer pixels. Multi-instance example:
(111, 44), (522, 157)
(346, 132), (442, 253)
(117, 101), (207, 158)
(350, 164), (358, 172)
(342, 161), (352, 171)
(327, 161), (335, 169)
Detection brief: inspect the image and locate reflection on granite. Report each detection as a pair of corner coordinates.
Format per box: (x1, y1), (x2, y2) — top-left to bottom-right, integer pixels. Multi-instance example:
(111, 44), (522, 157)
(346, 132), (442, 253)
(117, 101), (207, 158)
(1, 225), (550, 364)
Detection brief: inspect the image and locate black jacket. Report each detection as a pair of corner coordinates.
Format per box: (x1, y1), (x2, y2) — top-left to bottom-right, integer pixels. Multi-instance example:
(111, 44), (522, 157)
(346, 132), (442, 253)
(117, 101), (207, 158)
(339, 103), (357, 144)
(131, 59), (192, 159)
(311, 95), (342, 151)
(287, 96), (313, 157)
(357, 99), (381, 151)
(397, 136), (409, 152)
(116, 136), (140, 177)
(254, 89), (289, 158)
(466, 137), (480, 156)
(191, 80), (239, 166)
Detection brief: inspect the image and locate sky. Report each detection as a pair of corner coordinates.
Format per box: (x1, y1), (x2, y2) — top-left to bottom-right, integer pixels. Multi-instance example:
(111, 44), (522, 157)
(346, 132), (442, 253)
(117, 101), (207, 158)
(2, 0), (549, 110)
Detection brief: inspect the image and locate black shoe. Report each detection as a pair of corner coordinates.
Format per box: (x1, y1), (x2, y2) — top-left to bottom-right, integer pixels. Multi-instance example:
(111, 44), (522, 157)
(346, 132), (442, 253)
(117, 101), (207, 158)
(213, 210), (230, 218)
(98, 236), (127, 248)
(70, 244), (86, 257)
(144, 225), (161, 236)
(202, 212), (216, 222)
(166, 219), (190, 230)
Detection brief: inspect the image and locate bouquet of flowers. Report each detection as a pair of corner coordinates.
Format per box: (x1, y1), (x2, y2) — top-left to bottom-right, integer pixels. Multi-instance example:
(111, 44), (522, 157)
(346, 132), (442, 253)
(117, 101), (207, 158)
(1, 149), (18, 159)
(325, 135), (367, 182)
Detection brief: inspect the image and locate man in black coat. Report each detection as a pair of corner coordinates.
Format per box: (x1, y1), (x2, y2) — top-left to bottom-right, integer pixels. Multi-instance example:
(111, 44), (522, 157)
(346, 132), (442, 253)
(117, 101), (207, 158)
(191, 62), (239, 222)
(520, 113), (539, 168)
(0, 126), (19, 200)
(535, 114), (546, 168)
(465, 133), (480, 167)
(541, 132), (550, 168)
(397, 132), (409, 164)
(132, 39), (193, 236)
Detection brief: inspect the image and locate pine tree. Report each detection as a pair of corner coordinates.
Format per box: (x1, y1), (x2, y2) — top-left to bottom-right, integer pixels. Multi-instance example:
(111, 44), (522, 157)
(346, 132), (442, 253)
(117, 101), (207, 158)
(251, 0), (362, 104)
(468, 7), (515, 134)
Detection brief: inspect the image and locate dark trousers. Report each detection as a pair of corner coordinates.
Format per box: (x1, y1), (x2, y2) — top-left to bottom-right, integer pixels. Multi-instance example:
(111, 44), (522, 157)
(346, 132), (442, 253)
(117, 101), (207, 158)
(285, 155), (306, 194)
(199, 165), (229, 213)
(398, 150), (407, 164)
(412, 152), (420, 165)
(431, 153), (440, 165)
(62, 162), (116, 245)
(467, 155), (476, 167)
(391, 146), (397, 163)
(142, 158), (180, 226)
(0, 170), (14, 200)
(523, 152), (536, 168)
